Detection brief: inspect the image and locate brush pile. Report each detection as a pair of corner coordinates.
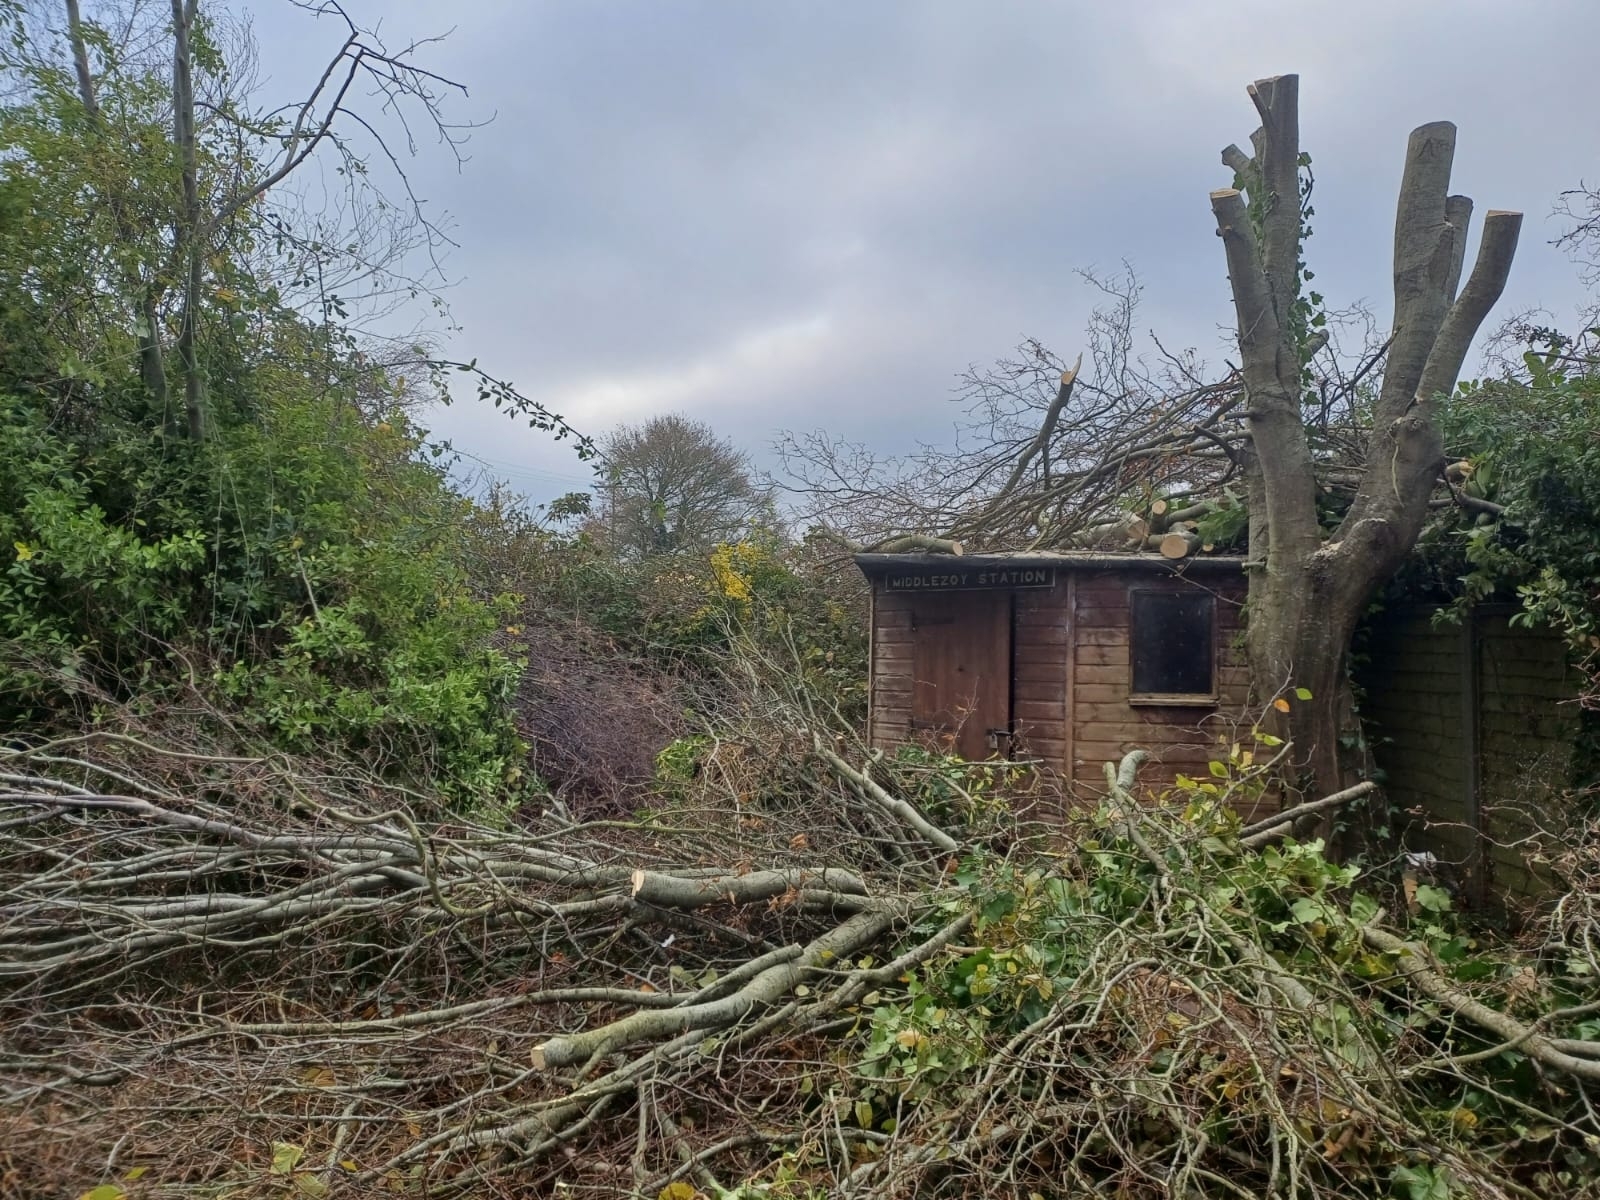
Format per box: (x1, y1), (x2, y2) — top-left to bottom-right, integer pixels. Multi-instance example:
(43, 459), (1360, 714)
(3, 714), (1599, 1199)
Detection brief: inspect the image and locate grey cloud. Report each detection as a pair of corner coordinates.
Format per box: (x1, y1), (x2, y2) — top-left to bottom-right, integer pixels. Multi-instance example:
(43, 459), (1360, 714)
(242, 0), (1600, 497)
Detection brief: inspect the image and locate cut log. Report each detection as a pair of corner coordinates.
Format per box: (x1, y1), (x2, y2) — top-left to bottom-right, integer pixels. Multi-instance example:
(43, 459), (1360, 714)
(821, 532), (965, 556)
(630, 867), (868, 908)
(1069, 512), (1148, 549)
(872, 534), (964, 556)
(1158, 531), (1201, 559)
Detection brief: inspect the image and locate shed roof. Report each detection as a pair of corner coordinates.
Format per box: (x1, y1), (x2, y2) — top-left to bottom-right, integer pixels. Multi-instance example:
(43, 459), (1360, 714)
(853, 550), (1247, 575)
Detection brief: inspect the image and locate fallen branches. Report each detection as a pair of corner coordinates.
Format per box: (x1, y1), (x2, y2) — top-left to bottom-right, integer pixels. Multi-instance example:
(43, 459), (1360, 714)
(812, 734), (961, 855)
(1362, 925), (1600, 1082)
(1238, 779), (1379, 849)
(531, 904), (897, 1071)
(4, 732), (1598, 1199)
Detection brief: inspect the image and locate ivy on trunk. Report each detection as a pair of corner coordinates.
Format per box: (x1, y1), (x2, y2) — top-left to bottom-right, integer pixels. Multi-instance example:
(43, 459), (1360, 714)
(1211, 75), (1522, 807)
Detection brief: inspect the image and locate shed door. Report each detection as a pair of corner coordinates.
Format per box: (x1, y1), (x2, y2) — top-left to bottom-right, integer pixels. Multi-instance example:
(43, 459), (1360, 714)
(909, 591), (1012, 760)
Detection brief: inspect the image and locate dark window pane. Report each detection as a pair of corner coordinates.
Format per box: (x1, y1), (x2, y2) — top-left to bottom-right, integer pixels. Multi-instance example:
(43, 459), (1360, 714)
(1130, 591), (1215, 696)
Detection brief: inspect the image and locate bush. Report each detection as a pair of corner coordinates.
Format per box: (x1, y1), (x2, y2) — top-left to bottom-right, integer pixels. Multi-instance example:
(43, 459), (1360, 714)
(0, 385), (530, 805)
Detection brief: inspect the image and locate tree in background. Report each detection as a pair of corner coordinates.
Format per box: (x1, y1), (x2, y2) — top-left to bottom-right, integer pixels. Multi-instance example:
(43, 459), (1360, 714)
(598, 413), (776, 558)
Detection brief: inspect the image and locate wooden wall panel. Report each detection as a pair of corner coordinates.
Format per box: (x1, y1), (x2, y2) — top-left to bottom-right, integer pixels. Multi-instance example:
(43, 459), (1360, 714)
(1066, 569), (1249, 799)
(869, 591), (915, 754)
(1359, 607), (1579, 907)
(864, 562), (1251, 809)
(1011, 577), (1071, 772)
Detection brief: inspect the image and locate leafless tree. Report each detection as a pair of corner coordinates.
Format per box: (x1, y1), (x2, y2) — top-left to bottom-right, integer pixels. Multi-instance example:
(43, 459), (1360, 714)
(787, 77), (1521, 810)
(1557, 180), (1600, 284)
(778, 268), (1246, 553)
(1211, 76), (1518, 801)
(57, 0), (472, 439)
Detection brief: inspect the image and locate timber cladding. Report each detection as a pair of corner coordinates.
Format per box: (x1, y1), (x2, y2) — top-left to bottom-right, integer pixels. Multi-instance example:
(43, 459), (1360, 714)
(858, 553), (1252, 805)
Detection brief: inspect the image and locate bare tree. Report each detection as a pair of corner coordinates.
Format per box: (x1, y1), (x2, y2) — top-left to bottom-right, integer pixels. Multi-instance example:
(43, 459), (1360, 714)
(779, 269), (1260, 555)
(1211, 75), (1520, 800)
(1557, 180), (1600, 286)
(599, 414), (775, 558)
(787, 78), (1520, 813)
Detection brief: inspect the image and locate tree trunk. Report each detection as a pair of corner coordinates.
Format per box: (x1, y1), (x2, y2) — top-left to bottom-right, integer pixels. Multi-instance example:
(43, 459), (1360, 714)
(65, 0), (172, 420)
(1212, 76), (1521, 813)
(171, 0), (205, 441)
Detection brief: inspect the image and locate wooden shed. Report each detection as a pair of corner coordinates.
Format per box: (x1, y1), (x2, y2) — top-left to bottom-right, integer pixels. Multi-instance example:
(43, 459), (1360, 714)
(855, 551), (1253, 799)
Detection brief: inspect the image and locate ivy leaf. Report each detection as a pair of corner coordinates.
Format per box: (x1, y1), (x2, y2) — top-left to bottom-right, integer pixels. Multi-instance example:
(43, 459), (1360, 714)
(1290, 897), (1324, 924)
(1392, 1163), (1454, 1200)
(1414, 884), (1452, 914)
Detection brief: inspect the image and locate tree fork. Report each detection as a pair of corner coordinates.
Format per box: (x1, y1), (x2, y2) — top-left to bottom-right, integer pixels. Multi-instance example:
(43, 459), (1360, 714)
(1212, 75), (1520, 811)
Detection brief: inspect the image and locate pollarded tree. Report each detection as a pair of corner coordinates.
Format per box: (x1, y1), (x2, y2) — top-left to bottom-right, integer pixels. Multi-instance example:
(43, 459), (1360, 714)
(781, 75), (1519, 811)
(599, 413), (776, 558)
(1211, 75), (1521, 799)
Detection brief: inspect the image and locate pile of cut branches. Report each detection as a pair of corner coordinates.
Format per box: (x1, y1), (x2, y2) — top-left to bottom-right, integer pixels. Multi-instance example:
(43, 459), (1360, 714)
(3, 717), (1599, 1199)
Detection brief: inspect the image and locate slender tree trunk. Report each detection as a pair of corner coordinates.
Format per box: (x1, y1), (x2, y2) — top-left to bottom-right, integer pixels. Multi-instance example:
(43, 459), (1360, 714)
(64, 0), (172, 420)
(1211, 76), (1521, 813)
(64, 0), (99, 121)
(171, 0), (205, 441)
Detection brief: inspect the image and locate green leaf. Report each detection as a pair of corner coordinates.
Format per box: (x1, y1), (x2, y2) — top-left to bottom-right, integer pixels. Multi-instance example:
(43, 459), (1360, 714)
(1208, 759), (1229, 778)
(1290, 897), (1324, 924)
(78, 1188), (123, 1200)
(1349, 892), (1379, 925)
(1414, 884), (1452, 914)
(855, 1099), (875, 1127)
(1294, 687), (1313, 701)
(271, 1143), (305, 1175)
(1393, 1162), (1454, 1200)
(981, 892), (1016, 923)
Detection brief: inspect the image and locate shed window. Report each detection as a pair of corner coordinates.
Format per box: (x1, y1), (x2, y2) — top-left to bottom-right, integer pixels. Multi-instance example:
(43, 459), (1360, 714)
(1129, 590), (1216, 701)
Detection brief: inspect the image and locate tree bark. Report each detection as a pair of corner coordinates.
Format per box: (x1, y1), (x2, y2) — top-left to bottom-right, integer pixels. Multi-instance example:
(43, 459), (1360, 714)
(171, 0), (206, 441)
(65, 0), (172, 421)
(1212, 77), (1520, 811)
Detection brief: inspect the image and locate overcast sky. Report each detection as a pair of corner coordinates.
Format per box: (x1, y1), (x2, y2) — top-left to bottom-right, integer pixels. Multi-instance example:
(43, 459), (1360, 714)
(240, 0), (1600, 502)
